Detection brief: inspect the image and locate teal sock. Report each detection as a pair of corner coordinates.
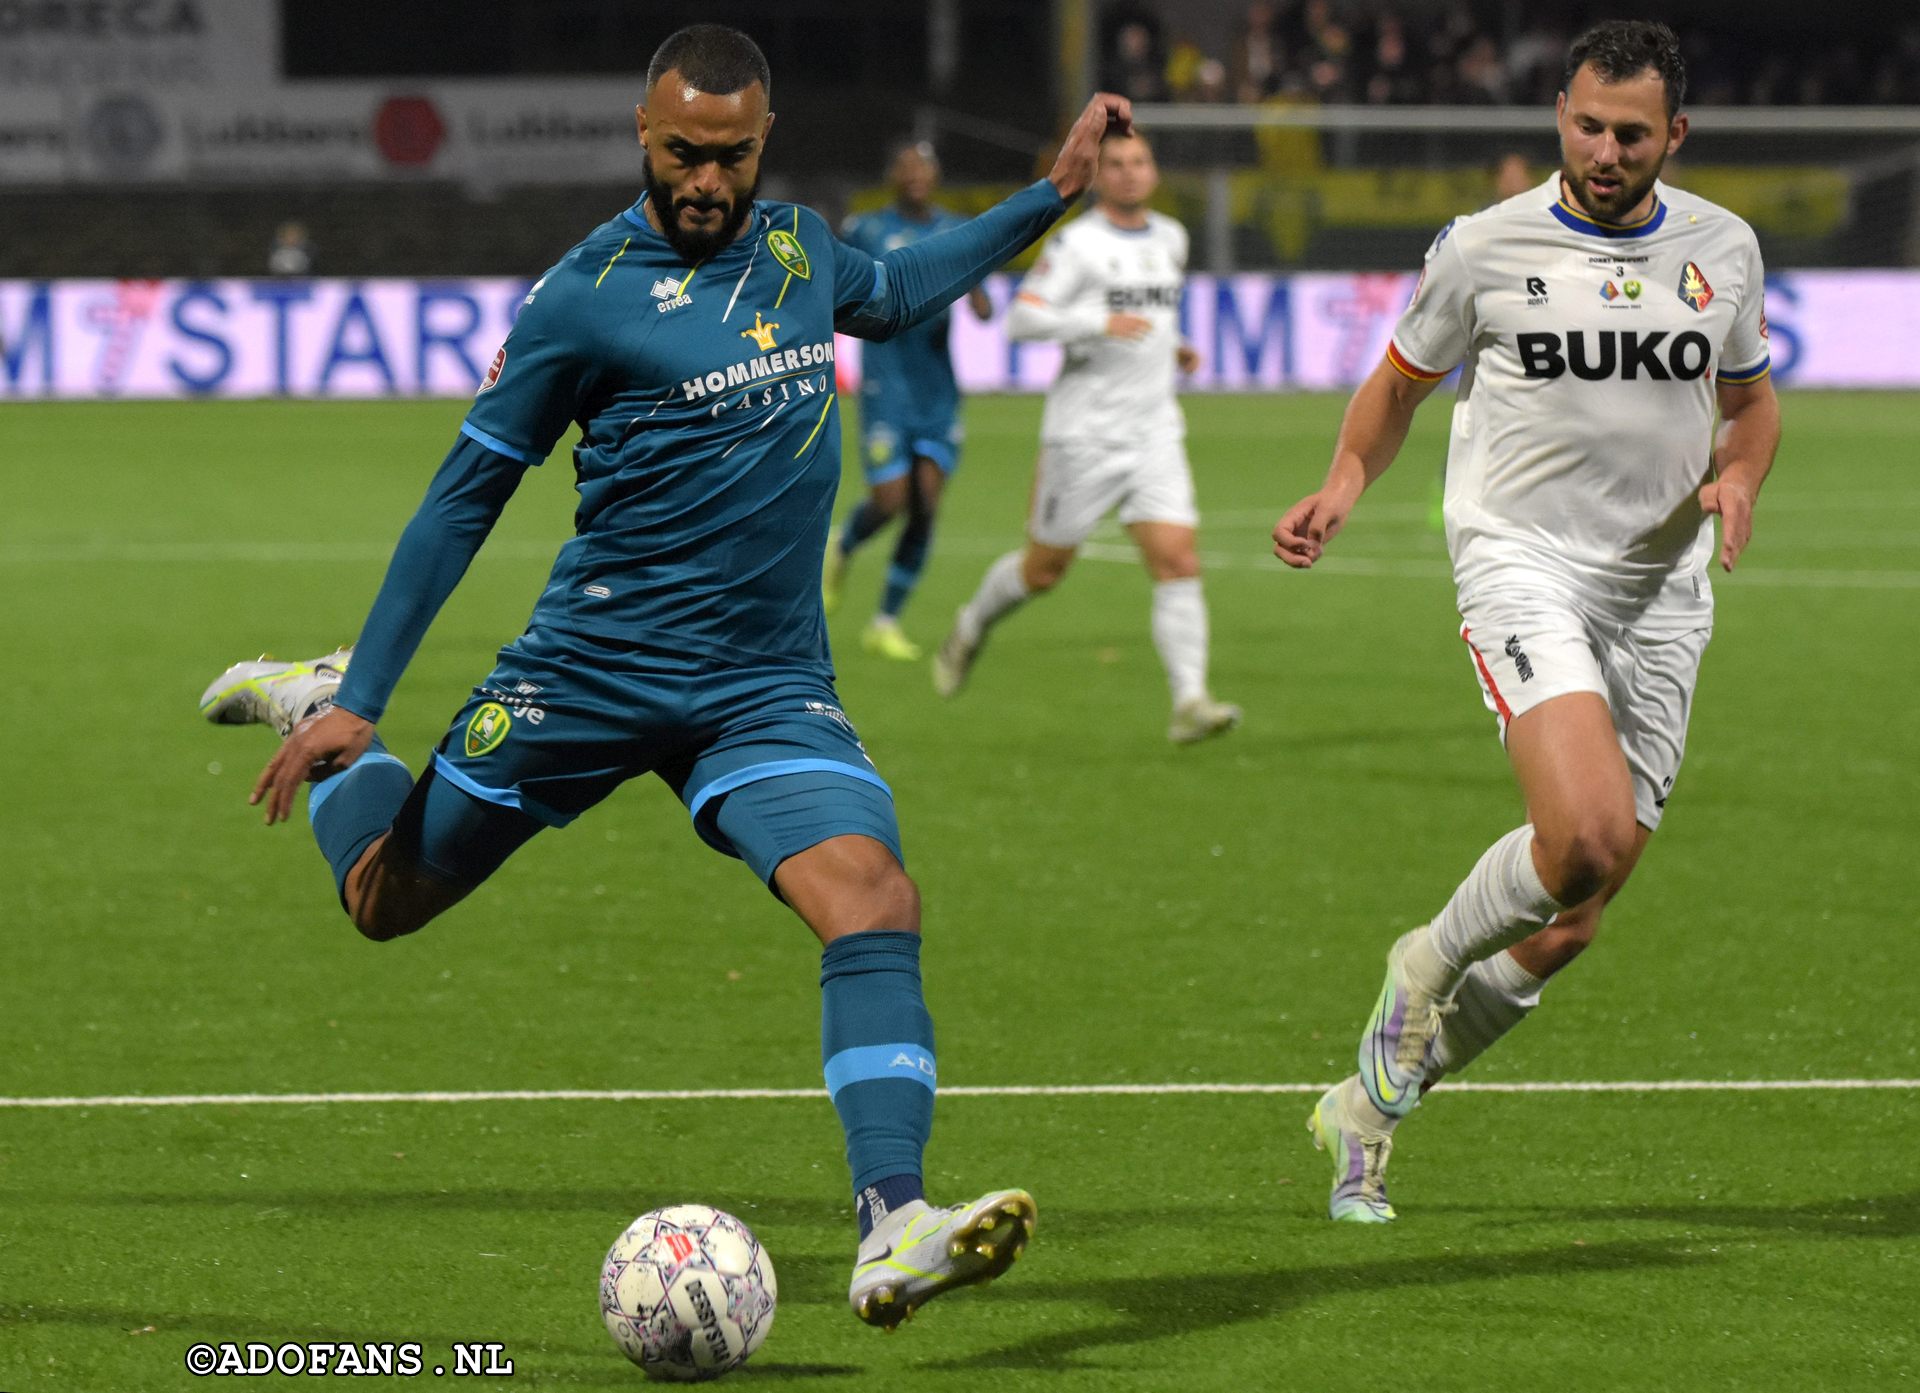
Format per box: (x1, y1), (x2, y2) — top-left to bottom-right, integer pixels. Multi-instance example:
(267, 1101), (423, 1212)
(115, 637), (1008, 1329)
(308, 736), (413, 898)
(820, 930), (933, 1231)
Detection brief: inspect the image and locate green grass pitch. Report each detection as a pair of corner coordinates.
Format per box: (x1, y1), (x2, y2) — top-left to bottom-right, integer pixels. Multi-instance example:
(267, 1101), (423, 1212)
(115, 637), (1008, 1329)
(3, 391), (1916, 1390)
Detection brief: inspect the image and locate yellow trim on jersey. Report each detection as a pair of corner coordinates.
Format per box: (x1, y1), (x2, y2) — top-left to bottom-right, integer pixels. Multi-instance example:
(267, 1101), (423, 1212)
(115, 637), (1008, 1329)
(1386, 341), (1448, 382)
(594, 236), (632, 289)
(1554, 187), (1663, 231)
(774, 207), (801, 309)
(794, 391), (837, 457)
(1717, 360), (1772, 385)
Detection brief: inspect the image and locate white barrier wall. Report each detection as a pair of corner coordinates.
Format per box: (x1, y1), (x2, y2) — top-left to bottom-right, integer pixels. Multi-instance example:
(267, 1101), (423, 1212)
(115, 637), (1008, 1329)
(2, 271), (1914, 399)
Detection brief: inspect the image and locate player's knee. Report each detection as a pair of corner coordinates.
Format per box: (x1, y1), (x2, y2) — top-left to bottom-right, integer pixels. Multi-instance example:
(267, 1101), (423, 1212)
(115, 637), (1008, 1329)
(1539, 815), (1634, 905)
(1150, 550), (1201, 582)
(825, 859), (920, 938)
(342, 848), (456, 942)
(861, 858), (920, 931)
(1022, 551), (1071, 591)
(348, 897), (429, 943)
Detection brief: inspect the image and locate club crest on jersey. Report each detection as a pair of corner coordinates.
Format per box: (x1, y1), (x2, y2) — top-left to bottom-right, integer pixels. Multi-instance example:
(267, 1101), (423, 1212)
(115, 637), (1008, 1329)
(464, 702), (511, 757)
(477, 347), (505, 393)
(1678, 261), (1714, 312)
(768, 229), (810, 280)
(739, 311), (780, 351)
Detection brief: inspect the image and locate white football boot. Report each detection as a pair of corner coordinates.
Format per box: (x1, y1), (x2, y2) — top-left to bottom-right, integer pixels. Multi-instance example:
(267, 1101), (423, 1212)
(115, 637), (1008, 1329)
(848, 1190), (1036, 1329)
(1307, 1080), (1398, 1223)
(1168, 694), (1242, 744)
(930, 613), (983, 698)
(199, 647), (352, 737)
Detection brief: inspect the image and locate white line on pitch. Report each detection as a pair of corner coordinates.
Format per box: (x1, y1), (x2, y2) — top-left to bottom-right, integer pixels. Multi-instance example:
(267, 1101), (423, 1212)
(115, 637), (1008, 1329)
(2, 1079), (1915, 1109)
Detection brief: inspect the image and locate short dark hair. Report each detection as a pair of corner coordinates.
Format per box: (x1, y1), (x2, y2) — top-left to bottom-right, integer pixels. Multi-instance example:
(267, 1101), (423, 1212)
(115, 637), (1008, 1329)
(646, 24), (771, 100)
(1563, 20), (1686, 120)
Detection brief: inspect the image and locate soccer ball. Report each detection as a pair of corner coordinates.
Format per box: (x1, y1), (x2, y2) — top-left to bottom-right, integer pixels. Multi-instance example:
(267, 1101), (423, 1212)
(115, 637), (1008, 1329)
(599, 1204), (777, 1381)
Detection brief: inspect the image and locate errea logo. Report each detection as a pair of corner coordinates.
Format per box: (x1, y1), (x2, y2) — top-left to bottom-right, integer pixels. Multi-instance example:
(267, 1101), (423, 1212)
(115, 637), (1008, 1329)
(651, 276), (692, 314)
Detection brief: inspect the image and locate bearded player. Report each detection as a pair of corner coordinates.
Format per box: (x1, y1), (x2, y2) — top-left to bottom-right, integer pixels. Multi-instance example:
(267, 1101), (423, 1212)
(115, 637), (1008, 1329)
(1274, 21), (1781, 1221)
(198, 24), (1133, 1324)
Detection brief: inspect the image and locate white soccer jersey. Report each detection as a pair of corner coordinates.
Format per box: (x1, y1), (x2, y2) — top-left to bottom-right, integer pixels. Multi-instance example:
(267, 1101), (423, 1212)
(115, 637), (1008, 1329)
(1390, 175), (1771, 623)
(1007, 209), (1188, 443)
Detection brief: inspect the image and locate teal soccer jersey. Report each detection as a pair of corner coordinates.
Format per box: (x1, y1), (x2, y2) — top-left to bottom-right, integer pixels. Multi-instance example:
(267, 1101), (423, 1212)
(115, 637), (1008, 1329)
(324, 179), (1065, 884)
(465, 199), (913, 671)
(334, 181), (1064, 726)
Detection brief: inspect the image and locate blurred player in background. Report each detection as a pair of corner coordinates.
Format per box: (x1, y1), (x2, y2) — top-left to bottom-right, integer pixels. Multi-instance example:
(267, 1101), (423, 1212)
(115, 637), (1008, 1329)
(199, 21), (1134, 1328)
(825, 143), (993, 661)
(1274, 21), (1781, 1222)
(934, 130), (1241, 744)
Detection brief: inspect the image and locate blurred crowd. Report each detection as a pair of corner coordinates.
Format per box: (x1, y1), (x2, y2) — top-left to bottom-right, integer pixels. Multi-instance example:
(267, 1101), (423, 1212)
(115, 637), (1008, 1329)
(1100, 1), (1920, 106)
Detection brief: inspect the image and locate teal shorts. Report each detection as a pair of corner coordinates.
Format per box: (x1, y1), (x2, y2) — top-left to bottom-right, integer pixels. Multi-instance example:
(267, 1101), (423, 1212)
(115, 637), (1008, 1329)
(393, 627), (901, 891)
(861, 413), (961, 486)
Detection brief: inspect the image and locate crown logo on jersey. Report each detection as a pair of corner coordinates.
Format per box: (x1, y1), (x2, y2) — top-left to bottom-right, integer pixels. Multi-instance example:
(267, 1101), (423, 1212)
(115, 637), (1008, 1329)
(1678, 261), (1714, 312)
(768, 229), (810, 280)
(739, 312), (780, 352)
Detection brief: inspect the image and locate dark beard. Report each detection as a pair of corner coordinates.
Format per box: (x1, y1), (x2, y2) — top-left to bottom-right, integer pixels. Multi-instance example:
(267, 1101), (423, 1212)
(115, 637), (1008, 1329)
(1560, 156), (1664, 224)
(643, 156), (758, 261)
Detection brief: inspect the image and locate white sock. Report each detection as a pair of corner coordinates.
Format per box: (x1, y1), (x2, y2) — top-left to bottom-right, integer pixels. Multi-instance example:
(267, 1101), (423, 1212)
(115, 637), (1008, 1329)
(1337, 1073), (1398, 1135)
(1413, 826), (1564, 992)
(1427, 950), (1545, 1083)
(1151, 577), (1209, 706)
(957, 550), (1030, 643)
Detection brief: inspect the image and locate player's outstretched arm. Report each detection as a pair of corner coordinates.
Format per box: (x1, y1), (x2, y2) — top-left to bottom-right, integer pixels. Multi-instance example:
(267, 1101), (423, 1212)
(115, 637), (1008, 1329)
(833, 94), (1131, 342)
(1700, 376), (1781, 573)
(247, 435), (527, 823)
(1273, 355), (1439, 569)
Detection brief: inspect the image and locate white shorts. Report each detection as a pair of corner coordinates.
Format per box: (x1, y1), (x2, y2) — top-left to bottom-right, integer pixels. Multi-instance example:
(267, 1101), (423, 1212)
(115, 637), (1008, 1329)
(1458, 587), (1711, 830)
(1027, 437), (1198, 548)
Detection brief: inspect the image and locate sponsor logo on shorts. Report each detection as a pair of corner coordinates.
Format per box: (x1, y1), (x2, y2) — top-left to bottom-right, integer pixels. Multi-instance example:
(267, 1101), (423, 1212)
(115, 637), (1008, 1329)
(1504, 634), (1534, 682)
(478, 685), (546, 725)
(805, 700), (873, 763)
(464, 702), (512, 757)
